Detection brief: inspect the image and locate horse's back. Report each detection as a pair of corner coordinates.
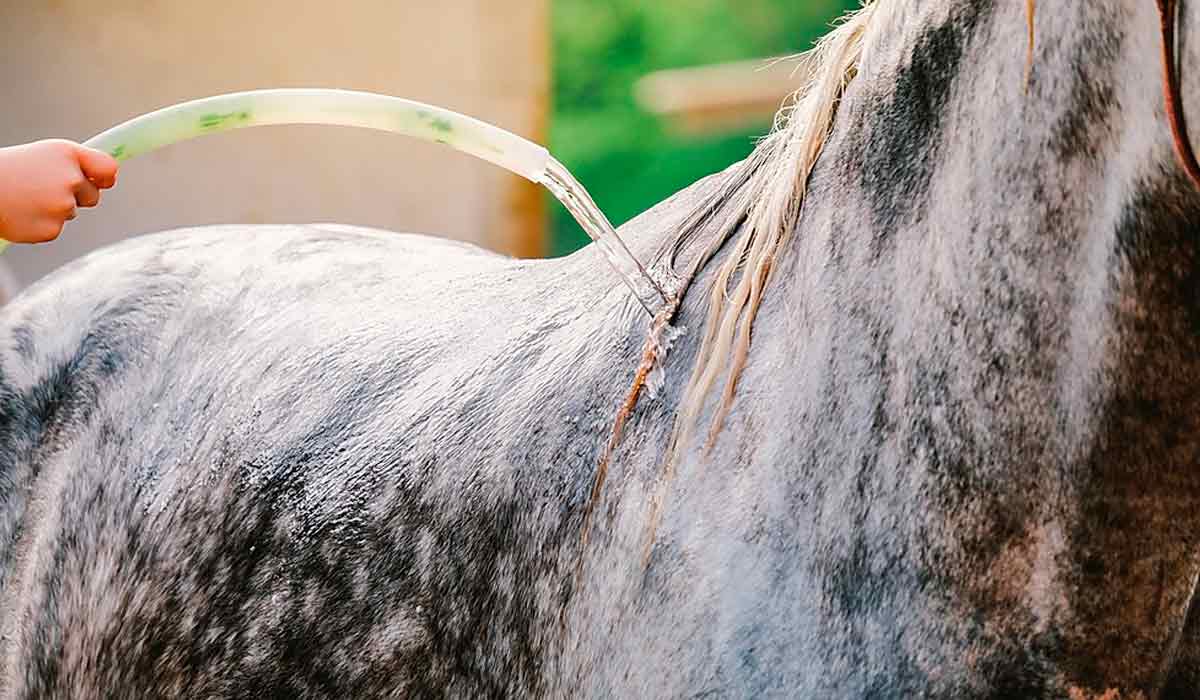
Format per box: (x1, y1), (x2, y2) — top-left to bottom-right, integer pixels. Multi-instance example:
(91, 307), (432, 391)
(0, 224), (589, 697)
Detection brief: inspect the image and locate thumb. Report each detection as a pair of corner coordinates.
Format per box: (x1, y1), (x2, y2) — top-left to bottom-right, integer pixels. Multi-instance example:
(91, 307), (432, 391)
(74, 145), (119, 189)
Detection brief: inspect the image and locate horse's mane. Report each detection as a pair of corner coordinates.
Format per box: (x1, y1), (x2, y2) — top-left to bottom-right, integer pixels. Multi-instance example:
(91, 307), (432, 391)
(572, 3), (903, 568)
(663, 3), (886, 457)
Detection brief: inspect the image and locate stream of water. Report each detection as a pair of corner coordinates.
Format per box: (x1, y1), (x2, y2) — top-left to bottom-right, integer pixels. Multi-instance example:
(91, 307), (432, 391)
(0, 90), (675, 316)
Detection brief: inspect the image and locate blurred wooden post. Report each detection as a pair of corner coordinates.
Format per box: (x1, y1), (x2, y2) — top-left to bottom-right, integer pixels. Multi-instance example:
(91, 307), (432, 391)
(0, 0), (549, 293)
(478, 0), (550, 259)
(635, 55), (817, 136)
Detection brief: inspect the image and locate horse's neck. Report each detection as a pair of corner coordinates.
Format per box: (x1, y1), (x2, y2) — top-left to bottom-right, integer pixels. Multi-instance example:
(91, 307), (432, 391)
(780, 0), (1198, 417)
(734, 0), (1200, 690)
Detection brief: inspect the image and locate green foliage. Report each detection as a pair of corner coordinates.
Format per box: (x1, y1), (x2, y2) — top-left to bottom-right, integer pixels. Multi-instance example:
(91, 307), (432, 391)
(549, 0), (860, 255)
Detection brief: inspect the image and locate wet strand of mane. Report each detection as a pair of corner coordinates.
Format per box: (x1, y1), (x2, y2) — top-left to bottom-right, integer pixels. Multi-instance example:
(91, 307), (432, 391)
(570, 4), (885, 581)
(565, 3), (880, 569)
(571, 4), (907, 585)
(639, 3), (880, 555)
(1025, 0), (1036, 89)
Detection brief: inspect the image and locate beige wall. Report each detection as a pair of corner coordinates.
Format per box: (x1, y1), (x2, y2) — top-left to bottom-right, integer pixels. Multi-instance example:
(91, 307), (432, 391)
(0, 0), (548, 291)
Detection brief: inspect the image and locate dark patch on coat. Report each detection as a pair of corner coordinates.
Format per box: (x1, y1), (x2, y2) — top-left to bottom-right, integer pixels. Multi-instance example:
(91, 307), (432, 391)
(1063, 177), (1200, 693)
(857, 3), (985, 237)
(1045, 9), (1122, 162)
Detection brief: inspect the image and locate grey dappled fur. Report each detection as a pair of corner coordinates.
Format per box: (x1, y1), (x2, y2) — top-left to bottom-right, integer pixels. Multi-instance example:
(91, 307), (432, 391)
(3, 1), (1200, 697)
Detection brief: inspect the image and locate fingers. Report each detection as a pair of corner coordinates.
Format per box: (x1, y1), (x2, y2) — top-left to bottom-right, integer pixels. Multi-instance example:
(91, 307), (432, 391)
(74, 145), (119, 189)
(74, 176), (100, 208)
(43, 198), (74, 241)
(2, 140), (112, 245)
(43, 218), (66, 240)
(20, 218), (67, 244)
(54, 191), (76, 226)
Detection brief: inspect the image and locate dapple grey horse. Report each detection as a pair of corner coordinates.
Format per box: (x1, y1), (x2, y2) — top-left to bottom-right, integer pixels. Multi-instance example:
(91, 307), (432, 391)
(3, 1), (1200, 697)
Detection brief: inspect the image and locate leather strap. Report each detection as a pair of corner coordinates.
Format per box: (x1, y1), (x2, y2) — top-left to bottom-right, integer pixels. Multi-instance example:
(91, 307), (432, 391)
(1157, 0), (1200, 189)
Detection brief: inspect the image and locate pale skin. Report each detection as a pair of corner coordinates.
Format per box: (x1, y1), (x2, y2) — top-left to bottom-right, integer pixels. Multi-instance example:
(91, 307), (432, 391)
(0, 140), (119, 244)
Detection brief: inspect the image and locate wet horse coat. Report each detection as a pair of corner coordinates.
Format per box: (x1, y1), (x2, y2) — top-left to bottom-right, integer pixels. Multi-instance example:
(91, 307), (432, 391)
(3, 1), (1200, 697)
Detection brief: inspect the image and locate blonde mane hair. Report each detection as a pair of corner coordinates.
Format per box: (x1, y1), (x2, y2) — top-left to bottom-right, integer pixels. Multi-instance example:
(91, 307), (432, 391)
(628, 1), (893, 553)
(673, 4), (879, 450)
(666, 0), (1037, 450)
(668, 0), (1039, 450)
(576, 2), (906, 567)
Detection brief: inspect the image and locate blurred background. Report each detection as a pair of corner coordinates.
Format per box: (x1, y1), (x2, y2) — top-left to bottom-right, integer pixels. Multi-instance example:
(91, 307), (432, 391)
(550, 0), (857, 254)
(0, 0), (856, 300)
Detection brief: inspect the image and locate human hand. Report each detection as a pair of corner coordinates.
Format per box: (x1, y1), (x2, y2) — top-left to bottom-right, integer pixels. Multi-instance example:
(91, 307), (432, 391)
(0, 139), (119, 244)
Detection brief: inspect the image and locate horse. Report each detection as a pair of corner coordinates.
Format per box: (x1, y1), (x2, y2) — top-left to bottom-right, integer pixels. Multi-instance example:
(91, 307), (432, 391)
(2, 0), (1199, 696)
